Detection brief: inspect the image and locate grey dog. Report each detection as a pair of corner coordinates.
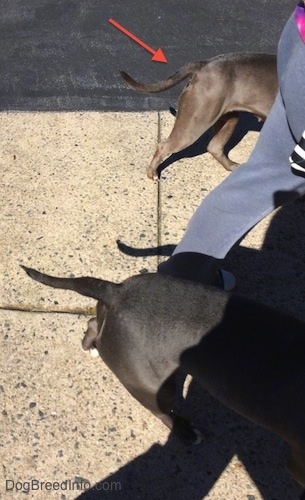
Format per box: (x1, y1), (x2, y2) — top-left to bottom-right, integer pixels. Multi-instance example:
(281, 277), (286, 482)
(120, 52), (278, 179)
(22, 265), (305, 491)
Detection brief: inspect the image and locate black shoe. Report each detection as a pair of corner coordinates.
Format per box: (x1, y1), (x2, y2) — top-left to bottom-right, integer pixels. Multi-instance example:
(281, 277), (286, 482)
(158, 252), (236, 291)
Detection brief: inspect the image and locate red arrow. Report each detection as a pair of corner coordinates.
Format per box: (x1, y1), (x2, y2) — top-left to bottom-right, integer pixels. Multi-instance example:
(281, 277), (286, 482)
(109, 18), (167, 63)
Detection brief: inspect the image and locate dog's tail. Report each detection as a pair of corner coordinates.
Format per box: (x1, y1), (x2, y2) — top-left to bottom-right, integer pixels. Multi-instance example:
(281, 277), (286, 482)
(120, 61), (203, 94)
(21, 265), (120, 306)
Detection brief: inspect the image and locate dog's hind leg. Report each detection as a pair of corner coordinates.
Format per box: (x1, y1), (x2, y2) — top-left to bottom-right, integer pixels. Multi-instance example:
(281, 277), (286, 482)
(83, 303), (108, 358)
(124, 371), (202, 445)
(82, 318), (98, 351)
(82, 318), (99, 358)
(147, 79), (222, 180)
(157, 372), (202, 444)
(207, 112), (240, 171)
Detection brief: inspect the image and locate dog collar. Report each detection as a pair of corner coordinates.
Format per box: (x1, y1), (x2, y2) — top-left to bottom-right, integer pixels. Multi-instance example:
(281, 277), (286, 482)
(295, 2), (305, 42)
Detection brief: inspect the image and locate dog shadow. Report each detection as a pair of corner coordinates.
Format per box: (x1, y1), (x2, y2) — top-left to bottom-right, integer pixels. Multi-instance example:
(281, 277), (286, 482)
(76, 398), (299, 499)
(77, 195), (305, 500)
(157, 111), (263, 178)
(76, 383), (303, 500)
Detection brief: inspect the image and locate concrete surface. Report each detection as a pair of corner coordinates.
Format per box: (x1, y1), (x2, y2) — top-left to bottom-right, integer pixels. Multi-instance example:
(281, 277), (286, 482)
(1, 110), (305, 500)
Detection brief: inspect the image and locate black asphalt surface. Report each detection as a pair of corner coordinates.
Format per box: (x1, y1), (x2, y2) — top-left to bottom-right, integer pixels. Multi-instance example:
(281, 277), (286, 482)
(0, 0), (296, 111)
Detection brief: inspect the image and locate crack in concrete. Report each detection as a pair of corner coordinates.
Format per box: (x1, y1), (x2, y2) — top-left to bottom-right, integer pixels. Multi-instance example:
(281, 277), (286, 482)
(157, 111), (162, 267)
(0, 304), (94, 316)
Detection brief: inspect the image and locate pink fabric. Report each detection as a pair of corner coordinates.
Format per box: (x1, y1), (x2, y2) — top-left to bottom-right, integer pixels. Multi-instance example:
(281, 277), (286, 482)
(295, 2), (305, 41)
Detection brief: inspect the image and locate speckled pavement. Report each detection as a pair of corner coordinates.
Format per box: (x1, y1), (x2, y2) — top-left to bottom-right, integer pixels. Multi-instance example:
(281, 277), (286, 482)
(1, 111), (305, 500)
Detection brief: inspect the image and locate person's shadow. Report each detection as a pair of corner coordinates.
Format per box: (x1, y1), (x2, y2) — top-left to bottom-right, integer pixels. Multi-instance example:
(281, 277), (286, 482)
(76, 192), (305, 500)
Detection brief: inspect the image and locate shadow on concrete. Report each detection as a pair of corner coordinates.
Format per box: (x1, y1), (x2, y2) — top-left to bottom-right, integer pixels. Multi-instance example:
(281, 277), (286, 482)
(76, 410), (301, 499)
(77, 194), (305, 499)
(117, 192), (305, 319)
(157, 112), (264, 179)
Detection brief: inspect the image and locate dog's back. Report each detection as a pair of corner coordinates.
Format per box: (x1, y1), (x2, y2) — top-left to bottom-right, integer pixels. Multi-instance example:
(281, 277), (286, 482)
(120, 52), (277, 99)
(22, 267), (305, 488)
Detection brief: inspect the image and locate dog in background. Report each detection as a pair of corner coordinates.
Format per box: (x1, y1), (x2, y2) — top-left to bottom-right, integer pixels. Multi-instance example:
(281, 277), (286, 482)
(120, 53), (278, 179)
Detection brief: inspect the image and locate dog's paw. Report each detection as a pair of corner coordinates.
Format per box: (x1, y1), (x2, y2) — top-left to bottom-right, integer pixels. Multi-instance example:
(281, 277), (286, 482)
(81, 345), (99, 358)
(225, 161), (239, 172)
(89, 348), (99, 358)
(146, 166), (159, 181)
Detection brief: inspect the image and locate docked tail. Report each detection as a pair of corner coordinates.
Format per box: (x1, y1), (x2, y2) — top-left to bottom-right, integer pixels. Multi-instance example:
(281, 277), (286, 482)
(21, 265), (120, 306)
(120, 61), (202, 94)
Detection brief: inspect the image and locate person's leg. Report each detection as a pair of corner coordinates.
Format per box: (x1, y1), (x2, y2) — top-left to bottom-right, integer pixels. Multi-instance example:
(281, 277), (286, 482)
(159, 91), (302, 286)
(173, 10), (305, 262)
(158, 251), (223, 285)
(172, 92), (305, 260)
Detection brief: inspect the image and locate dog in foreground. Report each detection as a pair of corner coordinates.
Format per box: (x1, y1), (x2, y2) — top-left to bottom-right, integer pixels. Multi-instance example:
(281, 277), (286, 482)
(22, 265), (305, 492)
(120, 52), (278, 179)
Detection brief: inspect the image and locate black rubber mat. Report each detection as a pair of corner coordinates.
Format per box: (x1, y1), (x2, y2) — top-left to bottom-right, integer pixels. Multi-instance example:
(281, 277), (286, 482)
(0, 0), (295, 111)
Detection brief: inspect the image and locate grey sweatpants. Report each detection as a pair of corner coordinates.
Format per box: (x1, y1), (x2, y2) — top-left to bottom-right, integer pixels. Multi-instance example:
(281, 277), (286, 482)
(174, 11), (305, 260)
